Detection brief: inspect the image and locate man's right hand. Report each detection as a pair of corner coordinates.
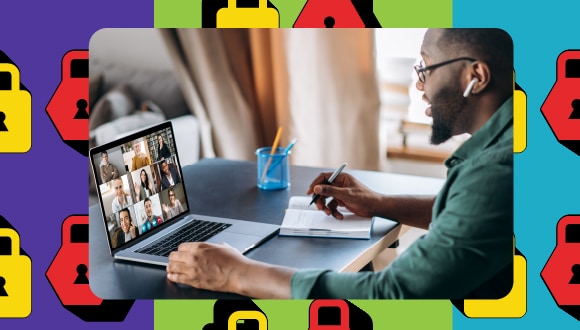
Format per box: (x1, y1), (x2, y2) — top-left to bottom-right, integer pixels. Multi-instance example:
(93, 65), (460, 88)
(306, 172), (380, 219)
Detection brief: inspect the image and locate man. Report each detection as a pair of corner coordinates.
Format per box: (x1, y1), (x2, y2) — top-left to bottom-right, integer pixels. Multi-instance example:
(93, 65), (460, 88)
(141, 197), (163, 234)
(115, 208), (138, 247)
(160, 160), (181, 190)
(162, 187), (185, 219)
(111, 177), (133, 214)
(166, 28), (514, 299)
(131, 140), (151, 171)
(99, 151), (119, 183)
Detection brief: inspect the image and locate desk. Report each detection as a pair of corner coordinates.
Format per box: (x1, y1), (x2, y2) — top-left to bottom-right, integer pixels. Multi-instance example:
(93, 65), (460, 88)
(89, 158), (444, 299)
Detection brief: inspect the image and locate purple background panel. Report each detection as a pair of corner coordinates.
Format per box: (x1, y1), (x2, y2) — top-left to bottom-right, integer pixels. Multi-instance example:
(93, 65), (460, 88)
(0, 0), (154, 328)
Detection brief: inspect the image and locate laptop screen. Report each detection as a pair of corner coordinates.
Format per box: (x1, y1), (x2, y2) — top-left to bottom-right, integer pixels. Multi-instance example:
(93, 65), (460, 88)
(90, 121), (189, 252)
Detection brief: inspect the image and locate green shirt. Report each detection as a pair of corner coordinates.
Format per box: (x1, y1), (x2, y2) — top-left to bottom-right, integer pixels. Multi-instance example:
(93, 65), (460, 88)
(291, 98), (514, 299)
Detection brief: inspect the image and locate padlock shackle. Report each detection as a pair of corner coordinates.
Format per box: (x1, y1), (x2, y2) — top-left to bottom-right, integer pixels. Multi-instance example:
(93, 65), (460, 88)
(61, 215), (89, 244)
(0, 63), (21, 91)
(309, 299), (349, 329)
(557, 215), (580, 244)
(228, 0), (267, 8)
(227, 310), (267, 330)
(557, 50), (580, 80)
(61, 50), (89, 80)
(0, 228), (20, 256)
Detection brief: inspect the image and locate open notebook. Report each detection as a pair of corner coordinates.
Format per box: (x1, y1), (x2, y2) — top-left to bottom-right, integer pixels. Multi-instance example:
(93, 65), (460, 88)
(279, 196), (374, 239)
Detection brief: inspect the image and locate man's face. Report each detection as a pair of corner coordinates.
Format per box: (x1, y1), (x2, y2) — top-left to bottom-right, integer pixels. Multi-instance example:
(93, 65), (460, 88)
(145, 201), (153, 217)
(120, 212), (131, 232)
(169, 191), (176, 204)
(161, 162), (169, 175)
(417, 29), (468, 145)
(114, 179), (124, 197)
(102, 153), (108, 164)
(134, 142), (141, 153)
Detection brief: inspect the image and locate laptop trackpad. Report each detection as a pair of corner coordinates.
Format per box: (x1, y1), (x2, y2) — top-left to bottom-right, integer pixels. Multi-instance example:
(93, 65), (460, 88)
(206, 231), (261, 253)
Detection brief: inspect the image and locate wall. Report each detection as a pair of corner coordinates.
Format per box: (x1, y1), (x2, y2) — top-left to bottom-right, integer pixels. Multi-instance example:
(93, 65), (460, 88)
(89, 28), (173, 70)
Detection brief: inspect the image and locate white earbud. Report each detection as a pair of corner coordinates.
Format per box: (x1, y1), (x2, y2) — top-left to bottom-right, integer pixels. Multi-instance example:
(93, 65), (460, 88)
(463, 77), (479, 97)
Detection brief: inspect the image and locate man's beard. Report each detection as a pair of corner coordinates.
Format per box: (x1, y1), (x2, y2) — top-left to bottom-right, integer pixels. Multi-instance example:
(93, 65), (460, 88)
(429, 86), (467, 145)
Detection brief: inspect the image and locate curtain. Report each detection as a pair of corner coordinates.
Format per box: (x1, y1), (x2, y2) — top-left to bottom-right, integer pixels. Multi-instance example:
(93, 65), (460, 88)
(160, 28), (380, 171)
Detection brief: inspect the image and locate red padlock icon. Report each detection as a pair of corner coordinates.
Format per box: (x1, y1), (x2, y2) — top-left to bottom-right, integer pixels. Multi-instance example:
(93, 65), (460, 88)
(46, 215), (102, 307)
(541, 215), (580, 321)
(294, 0), (365, 28)
(541, 50), (580, 156)
(46, 215), (134, 322)
(308, 299), (373, 330)
(45, 49), (89, 156)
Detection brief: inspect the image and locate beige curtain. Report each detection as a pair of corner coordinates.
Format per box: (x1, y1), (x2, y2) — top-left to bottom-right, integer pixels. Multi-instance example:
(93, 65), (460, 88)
(160, 29), (380, 171)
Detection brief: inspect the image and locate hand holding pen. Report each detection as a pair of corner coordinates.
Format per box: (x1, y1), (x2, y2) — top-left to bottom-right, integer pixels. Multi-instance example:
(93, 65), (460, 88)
(306, 165), (378, 220)
(309, 162), (348, 206)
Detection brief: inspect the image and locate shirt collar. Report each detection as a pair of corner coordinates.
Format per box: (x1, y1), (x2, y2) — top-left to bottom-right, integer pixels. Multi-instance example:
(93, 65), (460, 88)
(445, 97), (514, 168)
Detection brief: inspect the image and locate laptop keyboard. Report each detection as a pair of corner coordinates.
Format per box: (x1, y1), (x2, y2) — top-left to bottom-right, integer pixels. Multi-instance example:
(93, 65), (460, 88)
(135, 219), (232, 257)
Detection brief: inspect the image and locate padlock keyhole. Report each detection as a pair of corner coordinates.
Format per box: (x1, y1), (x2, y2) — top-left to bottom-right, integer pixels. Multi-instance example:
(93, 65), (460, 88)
(0, 276), (7, 296)
(569, 99), (580, 119)
(570, 264), (580, 284)
(74, 99), (89, 119)
(0, 111), (8, 131)
(324, 16), (336, 28)
(74, 264), (90, 284)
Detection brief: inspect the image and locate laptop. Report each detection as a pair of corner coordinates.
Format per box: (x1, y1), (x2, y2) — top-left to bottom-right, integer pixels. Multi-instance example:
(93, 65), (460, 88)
(90, 121), (280, 266)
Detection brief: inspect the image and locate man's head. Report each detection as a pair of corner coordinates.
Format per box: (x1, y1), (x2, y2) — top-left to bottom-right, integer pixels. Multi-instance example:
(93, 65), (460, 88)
(113, 178), (124, 197)
(161, 160), (170, 175)
(416, 28), (513, 144)
(101, 151), (109, 164)
(133, 141), (141, 153)
(119, 208), (131, 233)
(144, 197), (153, 218)
(168, 187), (176, 205)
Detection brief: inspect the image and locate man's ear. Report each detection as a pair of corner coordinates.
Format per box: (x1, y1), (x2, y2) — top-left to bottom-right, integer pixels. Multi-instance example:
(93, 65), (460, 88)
(468, 61), (491, 94)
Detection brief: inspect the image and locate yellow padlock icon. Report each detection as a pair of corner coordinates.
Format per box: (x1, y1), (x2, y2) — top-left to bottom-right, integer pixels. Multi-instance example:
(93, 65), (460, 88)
(227, 310), (268, 330)
(217, 0), (279, 28)
(0, 63), (32, 153)
(0, 228), (32, 318)
(463, 237), (527, 318)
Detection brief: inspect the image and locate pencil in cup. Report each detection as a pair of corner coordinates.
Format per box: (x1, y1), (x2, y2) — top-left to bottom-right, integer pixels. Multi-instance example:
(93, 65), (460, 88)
(256, 147), (290, 190)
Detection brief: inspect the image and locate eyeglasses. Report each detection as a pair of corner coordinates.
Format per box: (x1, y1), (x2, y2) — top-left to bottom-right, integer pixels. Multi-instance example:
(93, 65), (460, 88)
(169, 194), (175, 197)
(414, 57), (477, 83)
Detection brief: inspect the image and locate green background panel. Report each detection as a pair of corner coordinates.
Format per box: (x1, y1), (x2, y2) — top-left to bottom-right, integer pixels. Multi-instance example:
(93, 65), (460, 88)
(154, 1), (455, 329)
(155, 300), (452, 329)
(154, 1), (452, 28)
(375, 1), (451, 27)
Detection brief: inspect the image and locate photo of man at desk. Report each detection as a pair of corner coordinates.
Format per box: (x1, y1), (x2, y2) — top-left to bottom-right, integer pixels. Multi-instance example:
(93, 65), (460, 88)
(165, 28), (514, 299)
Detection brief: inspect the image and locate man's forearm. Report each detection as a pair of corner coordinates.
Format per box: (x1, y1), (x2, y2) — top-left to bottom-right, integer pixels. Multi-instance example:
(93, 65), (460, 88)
(232, 259), (295, 299)
(374, 195), (435, 230)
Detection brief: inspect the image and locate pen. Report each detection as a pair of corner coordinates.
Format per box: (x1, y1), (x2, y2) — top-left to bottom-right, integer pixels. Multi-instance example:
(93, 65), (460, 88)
(309, 162), (348, 206)
(260, 127), (283, 184)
